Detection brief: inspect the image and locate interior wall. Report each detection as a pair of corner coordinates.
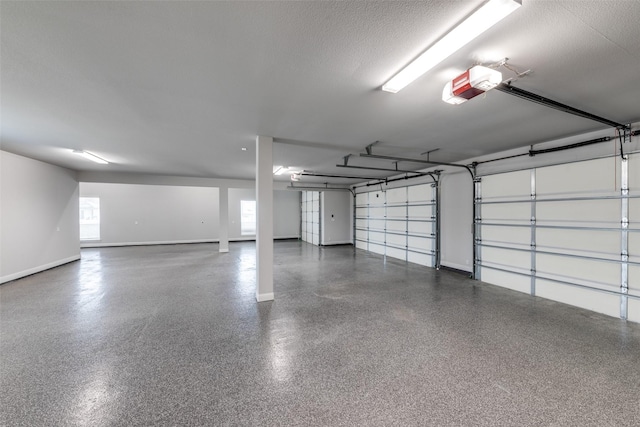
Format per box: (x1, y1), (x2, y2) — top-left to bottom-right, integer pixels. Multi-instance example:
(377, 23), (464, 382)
(80, 182), (219, 246)
(80, 184), (301, 246)
(440, 171), (473, 272)
(229, 188), (300, 239)
(1, 151), (80, 283)
(321, 192), (352, 245)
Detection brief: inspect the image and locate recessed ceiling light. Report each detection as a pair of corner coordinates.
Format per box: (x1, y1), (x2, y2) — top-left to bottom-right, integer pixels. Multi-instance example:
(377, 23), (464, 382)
(382, 0), (521, 93)
(72, 150), (109, 164)
(241, 147), (247, 151)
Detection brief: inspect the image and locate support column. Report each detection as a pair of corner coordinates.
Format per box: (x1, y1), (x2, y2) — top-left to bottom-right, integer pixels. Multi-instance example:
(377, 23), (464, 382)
(219, 186), (229, 253)
(256, 135), (274, 302)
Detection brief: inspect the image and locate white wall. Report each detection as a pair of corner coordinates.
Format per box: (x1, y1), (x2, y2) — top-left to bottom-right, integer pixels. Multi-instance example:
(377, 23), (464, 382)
(440, 171), (473, 272)
(1, 151), (80, 283)
(80, 183), (219, 246)
(79, 183), (301, 246)
(229, 188), (300, 239)
(274, 190), (301, 239)
(321, 192), (352, 245)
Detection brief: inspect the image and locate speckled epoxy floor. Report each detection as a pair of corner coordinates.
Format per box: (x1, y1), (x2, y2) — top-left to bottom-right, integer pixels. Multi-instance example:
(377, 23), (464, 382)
(1, 241), (639, 426)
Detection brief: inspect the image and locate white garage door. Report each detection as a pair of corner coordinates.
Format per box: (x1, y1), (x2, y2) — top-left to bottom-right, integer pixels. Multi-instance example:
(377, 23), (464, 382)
(477, 155), (639, 321)
(301, 191), (320, 245)
(355, 183), (438, 267)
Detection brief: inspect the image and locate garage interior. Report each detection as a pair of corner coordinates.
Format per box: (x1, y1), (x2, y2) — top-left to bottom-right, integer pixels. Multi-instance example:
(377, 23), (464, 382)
(2, 1), (640, 425)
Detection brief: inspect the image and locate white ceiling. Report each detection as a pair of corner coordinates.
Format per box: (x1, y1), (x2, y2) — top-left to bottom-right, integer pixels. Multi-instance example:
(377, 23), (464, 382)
(2, 1), (640, 184)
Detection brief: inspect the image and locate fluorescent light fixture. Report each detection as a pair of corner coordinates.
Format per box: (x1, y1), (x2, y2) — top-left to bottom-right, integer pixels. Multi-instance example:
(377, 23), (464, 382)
(382, 0), (521, 93)
(72, 150), (109, 164)
(273, 166), (286, 175)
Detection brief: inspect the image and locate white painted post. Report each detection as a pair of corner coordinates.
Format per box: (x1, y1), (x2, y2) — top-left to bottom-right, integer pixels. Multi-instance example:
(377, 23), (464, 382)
(256, 135), (274, 302)
(219, 186), (229, 253)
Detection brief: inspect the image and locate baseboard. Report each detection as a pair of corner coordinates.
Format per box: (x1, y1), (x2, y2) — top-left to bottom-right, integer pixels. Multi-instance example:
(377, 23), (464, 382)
(81, 239), (218, 248)
(256, 292), (274, 302)
(0, 255), (81, 284)
(81, 236), (301, 249)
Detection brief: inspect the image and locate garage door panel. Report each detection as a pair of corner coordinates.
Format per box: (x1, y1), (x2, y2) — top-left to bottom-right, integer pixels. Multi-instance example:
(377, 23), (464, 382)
(408, 184), (432, 202)
(386, 206), (405, 219)
(386, 247), (406, 261)
(386, 233), (406, 247)
(408, 221), (431, 235)
(482, 246), (530, 269)
(480, 268), (530, 294)
(482, 202), (530, 221)
(628, 299), (640, 323)
(387, 221), (406, 232)
(407, 205), (431, 219)
(482, 226), (530, 246)
(369, 219), (385, 231)
(369, 243), (385, 255)
(355, 229), (368, 240)
(407, 236), (432, 251)
(537, 228), (619, 255)
(481, 170), (531, 199)
(369, 231), (385, 245)
(537, 157), (618, 196)
(537, 253), (618, 286)
(408, 251), (432, 267)
(369, 207), (385, 218)
(536, 279), (619, 318)
(537, 199), (619, 224)
(369, 191), (385, 205)
(386, 187), (407, 204)
(627, 265), (640, 291)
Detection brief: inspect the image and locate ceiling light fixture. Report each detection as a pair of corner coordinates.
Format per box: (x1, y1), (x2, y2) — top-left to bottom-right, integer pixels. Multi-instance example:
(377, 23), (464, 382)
(381, 0), (521, 93)
(241, 147), (247, 151)
(72, 150), (109, 164)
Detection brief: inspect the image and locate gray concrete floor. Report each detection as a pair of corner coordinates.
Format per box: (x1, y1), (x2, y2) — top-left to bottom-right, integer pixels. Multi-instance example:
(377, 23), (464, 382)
(1, 241), (639, 426)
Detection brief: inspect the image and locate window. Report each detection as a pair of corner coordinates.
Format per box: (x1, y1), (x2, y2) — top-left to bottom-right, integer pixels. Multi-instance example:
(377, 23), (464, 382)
(80, 197), (100, 240)
(240, 200), (256, 235)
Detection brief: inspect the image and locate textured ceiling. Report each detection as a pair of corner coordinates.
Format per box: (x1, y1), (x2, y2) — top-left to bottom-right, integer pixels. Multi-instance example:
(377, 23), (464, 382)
(2, 1), (640, 184)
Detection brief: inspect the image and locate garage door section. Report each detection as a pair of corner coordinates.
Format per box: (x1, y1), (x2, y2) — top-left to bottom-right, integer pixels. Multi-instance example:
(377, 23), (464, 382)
(301, 191), (320, 245)
(477, 156), (639, 320)
(355, 183), (438, 267)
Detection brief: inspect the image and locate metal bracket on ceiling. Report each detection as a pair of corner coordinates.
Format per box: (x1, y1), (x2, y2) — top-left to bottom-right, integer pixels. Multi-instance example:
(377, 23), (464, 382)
(420, 148), (440, 162)
(342, 154), (351, 166)
(365, 141), (380, 155)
